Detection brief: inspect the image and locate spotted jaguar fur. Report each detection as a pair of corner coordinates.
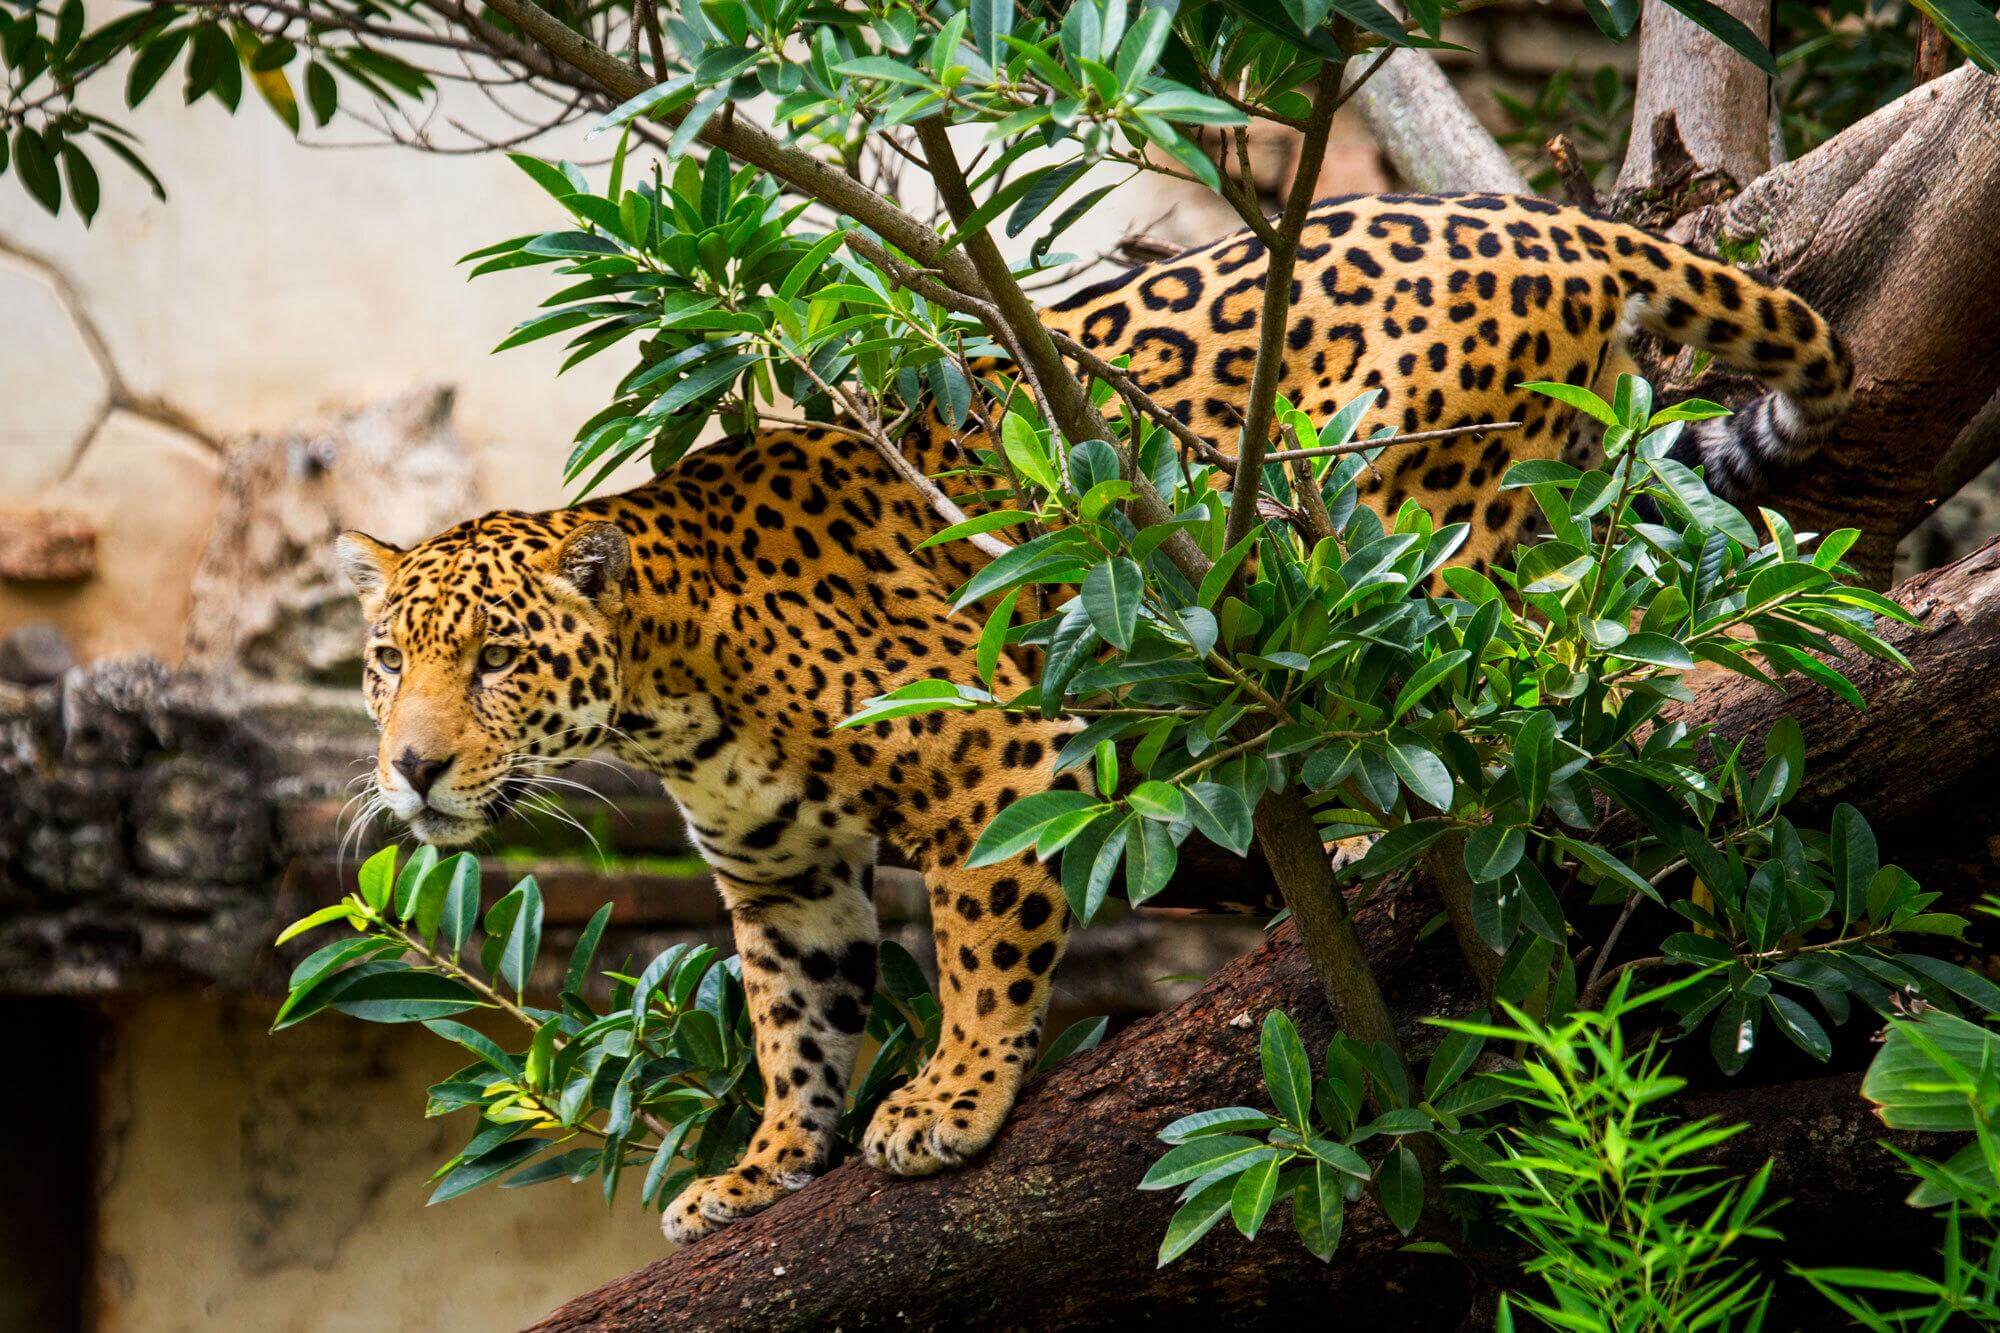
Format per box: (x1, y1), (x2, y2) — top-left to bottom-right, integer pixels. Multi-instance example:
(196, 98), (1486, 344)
(335, 192), (1850, 1242)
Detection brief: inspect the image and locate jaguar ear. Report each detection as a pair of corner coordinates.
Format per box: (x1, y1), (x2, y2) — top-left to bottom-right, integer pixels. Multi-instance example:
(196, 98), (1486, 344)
(552, 521), (631, 611)
(334, 531), (404, 617)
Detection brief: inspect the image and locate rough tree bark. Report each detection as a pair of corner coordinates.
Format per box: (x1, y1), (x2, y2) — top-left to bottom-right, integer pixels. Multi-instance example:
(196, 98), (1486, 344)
(1349, 51), (1526, 193)
(1616, 0), (1773, 197)
(1678, 66), (2000, 587)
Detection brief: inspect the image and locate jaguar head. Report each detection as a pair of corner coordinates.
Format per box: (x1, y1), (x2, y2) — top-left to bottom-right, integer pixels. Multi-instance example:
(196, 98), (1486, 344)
(334, 515), (631, 847)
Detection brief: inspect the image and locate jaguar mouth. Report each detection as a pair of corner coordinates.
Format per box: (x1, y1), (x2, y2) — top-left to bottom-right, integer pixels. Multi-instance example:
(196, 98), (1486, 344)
(408, 807), (488, 848)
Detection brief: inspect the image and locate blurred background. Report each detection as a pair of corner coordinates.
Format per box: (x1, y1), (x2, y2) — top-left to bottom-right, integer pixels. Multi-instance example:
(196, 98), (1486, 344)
(0, 2), (1987, 1328)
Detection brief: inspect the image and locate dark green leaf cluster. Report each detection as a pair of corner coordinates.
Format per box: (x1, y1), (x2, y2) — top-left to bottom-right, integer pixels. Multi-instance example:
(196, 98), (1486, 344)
(1140, 1010), (1468, 1264)
(0, 1), (436, 221)
(466, 146), (1001, 491)
(1797, 1004), (2000, 1325)
(273, 845), (1107, 1211)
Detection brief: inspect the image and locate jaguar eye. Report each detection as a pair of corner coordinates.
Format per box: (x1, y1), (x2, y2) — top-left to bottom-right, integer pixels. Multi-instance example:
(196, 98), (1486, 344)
(377, 646), (403, 672)
(480, 644), (518, 672)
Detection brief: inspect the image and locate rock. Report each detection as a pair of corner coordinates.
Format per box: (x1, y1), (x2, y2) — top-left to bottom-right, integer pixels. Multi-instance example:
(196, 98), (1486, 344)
(0, 621), (75, 685)
(0, 507), (97, 581)
(183, 386), (480, 683)
(0, 412), (222, 664)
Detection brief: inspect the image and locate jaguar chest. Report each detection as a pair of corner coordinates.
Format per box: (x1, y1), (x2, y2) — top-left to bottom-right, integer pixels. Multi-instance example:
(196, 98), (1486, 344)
(612, 693), (871, 886)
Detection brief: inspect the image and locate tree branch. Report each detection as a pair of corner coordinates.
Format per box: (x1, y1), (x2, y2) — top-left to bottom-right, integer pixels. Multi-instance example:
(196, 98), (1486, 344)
(1225, 59), (1349, 551)
(1348, 50), (1524, 193)
(1615, 0), (1773, 197)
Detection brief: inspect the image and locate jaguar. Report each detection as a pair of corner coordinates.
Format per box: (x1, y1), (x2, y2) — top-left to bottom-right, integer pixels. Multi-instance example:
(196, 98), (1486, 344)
(334, 193), (1850, 1242)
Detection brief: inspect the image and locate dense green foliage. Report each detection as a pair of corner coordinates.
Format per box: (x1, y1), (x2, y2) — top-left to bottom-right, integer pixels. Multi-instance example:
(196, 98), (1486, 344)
(274, 842), (1104, 1210)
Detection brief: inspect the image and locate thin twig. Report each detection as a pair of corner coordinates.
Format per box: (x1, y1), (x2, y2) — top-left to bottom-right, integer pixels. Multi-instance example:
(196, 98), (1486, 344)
(1219, 419), (1522, 466)
(1280, 421), (1338, 547)
(1223, 57), (1349, 553)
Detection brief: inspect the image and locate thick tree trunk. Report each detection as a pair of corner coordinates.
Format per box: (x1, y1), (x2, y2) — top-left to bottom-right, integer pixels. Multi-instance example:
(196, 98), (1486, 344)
(1616, 0), (1773, 197)
(1676, 66), (2000, 587)
(534, 537), (2000, 1330)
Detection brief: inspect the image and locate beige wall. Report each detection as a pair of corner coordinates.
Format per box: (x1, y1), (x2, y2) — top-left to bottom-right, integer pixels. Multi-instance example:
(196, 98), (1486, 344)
(94, 993), (666, 1331)
(0, 74), (1157, 667)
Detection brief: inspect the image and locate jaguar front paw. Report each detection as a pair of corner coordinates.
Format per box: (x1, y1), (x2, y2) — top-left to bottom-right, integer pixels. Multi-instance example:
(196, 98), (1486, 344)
(861, 1075), (1014, 1178)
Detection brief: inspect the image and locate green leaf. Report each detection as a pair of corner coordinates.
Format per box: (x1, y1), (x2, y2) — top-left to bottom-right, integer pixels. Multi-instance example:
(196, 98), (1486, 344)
(271, 938), (400, 1029)
(968, 790), (1103, 868)
(329, 969), (483, 1024)
(12, 127), (60, 215)
(1385, 737), (1454, 811)
(484, 877), (544, 996)
(1115, 7), (1174, 90)
(1137, 90), (1247, 126)
(1516, 542), (1593, 595)
(304, 59), (336, 126)
(1392, 651), (1470, 720)
(1159, 1106), (1281, 1143)
(1001, 411), (1060, 492)
(1519, 381), (1617, 426)
(1551, 836), (1657, 902)
(393, 844), (440, 921)
(564, 902), (614, 998)
(438, 853), (482, 957)
(1128, 780), (1186, 822)
(1229, 1154), (1282, 1239)
(1197, 531), (1260, 609)
(429, 1138), (546, 1205)
(1463, 826), (1525, 883)
(59, 143), (99, 223)
(1293, 1162), (1344, 1261)
(916, 509), (1036, 549)
(1184, 781), (1254, 856)
(275, 901), (361, 946)
(1083, 557), (1144, 650)
(357, 844), (398, 912)
(977, 588), (1020, 689)
(1765, 993), (1831, 1061)
(1513, 712), (1554, 816)
(1610, 632), (1694, 670)
(1157, 1173), (1236, 1266)
(1261, 1010), (1313, 1126)
(1125, 816), (1178, 904)
(1830, 803), (1878, 922)
(1035, 1015), (1108, 1073)
(1377, 1142), (1423, 1234)
(1140, 1135), (1269, 1189)
(1348, 819), (1454, 878)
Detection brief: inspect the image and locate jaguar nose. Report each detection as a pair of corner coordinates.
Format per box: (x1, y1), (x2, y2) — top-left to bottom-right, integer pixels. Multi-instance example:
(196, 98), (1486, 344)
(392, 749), (454, 798)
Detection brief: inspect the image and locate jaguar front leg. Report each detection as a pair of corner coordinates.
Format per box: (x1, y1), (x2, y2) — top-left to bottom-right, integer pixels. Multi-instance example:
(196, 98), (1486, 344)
(662, 861), (877, 1244)
(862, 857), (1069, 1177)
